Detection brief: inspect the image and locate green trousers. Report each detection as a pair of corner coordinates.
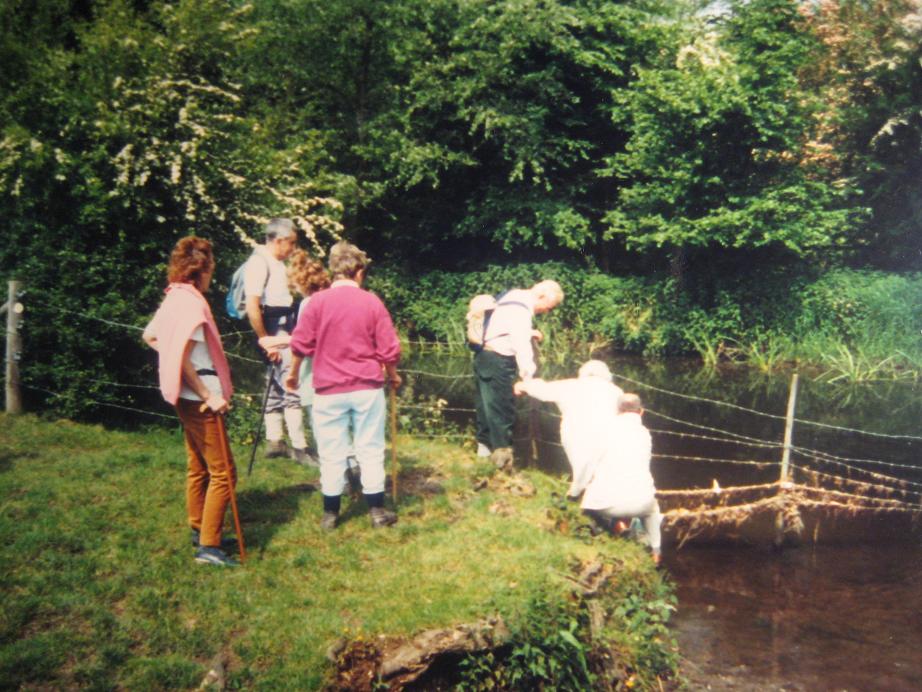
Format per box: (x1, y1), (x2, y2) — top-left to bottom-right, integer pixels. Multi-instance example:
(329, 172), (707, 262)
(473, 349), (518, 450)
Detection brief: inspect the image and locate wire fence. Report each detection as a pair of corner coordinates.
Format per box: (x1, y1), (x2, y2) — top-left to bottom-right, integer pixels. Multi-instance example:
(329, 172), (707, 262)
(10, 306), (922, 541)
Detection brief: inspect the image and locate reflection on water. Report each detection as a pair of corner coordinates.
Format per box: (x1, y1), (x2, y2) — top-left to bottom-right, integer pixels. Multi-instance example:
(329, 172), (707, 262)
(667, 544), (922, 691)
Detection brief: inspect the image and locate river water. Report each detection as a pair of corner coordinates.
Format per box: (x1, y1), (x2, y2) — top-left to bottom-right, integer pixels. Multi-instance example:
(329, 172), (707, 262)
(399, 350), (922, 691)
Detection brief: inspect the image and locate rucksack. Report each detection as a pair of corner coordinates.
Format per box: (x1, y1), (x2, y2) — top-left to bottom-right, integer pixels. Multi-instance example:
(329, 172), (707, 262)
(226, 252), (268, 320)
(466, 291), (530, 352)
(466, 294), (497, 351)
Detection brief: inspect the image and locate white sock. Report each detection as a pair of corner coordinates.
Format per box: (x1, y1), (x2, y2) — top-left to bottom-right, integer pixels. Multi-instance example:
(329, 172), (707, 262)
(265, 411), (284, 442)
(284, 407), (307, 450)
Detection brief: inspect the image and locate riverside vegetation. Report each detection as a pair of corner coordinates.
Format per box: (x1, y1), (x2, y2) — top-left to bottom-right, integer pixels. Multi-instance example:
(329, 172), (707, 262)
(370, 264), (922, 383)
(0, 414), (678, 690)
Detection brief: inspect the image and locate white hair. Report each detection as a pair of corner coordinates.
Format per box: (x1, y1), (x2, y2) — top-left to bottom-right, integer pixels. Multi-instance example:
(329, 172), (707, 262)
(578, 359), (612, 382)
(265, 217), (296, 241)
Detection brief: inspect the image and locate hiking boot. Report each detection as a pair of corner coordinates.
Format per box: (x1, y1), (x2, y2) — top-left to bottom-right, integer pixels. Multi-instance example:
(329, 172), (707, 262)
(293, 447), (320, 468)
(490, 447), (514, 471)
(190, 529), (237, 551)
(476, 442), (491, 458)
(369, 507), (398, 528)
(194, 546), (239, 567)
(265, 440), (289, 459)
(320, 512), (339, 530)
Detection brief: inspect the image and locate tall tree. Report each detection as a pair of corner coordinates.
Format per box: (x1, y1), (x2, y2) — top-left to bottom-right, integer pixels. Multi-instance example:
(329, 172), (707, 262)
(0, 0), (341, 418)
(800, 0), (922, 268)
(603, 0), (861, 269)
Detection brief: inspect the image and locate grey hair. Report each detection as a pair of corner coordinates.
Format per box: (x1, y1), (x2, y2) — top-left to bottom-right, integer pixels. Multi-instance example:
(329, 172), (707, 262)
(328, 240), (369, 279)
(265, 217), (296, 241)
(578, 359), (612, 382)
(619, 393), (643, 414)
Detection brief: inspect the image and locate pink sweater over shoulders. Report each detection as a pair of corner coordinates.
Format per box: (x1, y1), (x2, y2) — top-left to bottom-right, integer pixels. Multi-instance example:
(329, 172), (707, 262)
(289, 282), (400, 395)
(147, 283), (233, 405)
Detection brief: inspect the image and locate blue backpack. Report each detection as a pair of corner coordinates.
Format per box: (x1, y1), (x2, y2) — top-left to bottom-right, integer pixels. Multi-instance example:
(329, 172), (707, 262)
(226, 253), (268, 319)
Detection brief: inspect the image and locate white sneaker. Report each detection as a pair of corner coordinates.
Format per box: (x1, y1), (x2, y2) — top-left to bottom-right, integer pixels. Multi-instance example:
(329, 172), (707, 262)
(476, 443), (491, 458)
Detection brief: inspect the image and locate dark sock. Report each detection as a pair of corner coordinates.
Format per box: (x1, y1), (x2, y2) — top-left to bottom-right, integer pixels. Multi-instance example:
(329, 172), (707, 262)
(365, 492), (385, 509)
(322, 494), (341, 514)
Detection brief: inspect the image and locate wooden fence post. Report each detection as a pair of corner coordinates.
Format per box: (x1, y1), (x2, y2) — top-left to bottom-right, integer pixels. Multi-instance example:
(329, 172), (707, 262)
(774, 372), (799, 548)
(5, 280), (23, 414)
(779, 372), (799, 484)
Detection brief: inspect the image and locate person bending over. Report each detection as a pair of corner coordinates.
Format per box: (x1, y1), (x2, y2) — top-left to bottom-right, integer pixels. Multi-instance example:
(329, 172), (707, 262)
(513, 359), (623, 498)
(473, 280), (563, 470)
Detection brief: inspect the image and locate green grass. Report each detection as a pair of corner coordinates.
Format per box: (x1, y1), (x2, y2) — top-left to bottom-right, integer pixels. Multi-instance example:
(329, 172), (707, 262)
(0, 415), (675, 689)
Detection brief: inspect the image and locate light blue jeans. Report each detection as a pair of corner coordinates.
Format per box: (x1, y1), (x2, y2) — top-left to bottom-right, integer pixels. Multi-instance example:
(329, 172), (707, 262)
(312, 387), (386, 496)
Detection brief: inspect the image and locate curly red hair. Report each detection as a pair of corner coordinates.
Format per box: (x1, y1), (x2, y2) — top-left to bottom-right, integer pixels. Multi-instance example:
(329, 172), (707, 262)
(167, 236), (214, 287)
(288, 249), (331, 297)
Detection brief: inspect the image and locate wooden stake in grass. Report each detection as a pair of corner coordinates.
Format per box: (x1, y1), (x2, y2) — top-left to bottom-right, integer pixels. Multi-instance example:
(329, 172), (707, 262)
(390, 384), (398, 504)
(202, 404), (247, 563)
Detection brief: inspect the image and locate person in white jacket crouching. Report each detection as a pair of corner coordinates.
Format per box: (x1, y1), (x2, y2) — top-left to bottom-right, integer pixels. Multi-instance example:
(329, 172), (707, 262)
(581, 393), (662, 564)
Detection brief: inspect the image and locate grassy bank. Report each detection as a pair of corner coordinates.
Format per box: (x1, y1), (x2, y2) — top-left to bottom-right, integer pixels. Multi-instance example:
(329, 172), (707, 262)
(0, 414), (677, 690)
(371, 265), (922, 382)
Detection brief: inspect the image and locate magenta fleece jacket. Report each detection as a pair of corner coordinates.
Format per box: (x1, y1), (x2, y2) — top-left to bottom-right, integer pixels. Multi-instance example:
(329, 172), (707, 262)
(289, 283), (401, 395)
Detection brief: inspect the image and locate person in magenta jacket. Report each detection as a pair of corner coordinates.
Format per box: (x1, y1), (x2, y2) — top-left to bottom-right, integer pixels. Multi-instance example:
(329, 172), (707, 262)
(285, 240), (402, 529)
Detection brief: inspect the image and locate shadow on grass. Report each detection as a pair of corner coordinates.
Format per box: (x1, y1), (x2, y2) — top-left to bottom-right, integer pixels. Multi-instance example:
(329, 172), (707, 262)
(237, 483), (317, 557)
(0, 449), (38, 473)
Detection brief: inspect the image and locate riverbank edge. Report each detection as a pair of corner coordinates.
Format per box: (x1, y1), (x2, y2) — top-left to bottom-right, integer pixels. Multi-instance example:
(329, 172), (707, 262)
(0, 414), (680, 690)
(369, 264), (922, 383)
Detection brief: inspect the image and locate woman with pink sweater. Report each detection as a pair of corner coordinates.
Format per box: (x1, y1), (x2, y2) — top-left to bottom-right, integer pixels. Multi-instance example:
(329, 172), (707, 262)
(286, 241), (401, 530)
(143, 236), (238, 567)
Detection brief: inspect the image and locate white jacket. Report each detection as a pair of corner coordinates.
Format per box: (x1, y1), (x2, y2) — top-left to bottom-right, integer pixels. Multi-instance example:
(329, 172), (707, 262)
(581, 413), (656, 514)
(517, 376), (623, 497)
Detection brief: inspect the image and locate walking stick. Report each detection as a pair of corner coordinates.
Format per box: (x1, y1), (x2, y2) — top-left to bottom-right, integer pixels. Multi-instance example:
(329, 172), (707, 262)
(202, 404), (247, 563)
(528, 336), (542, 467)
(389, 383), (398, 504)
(247, 367), (273, 477)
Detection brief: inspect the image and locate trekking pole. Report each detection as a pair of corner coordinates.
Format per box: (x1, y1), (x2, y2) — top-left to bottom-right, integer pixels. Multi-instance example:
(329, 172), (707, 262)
(390, 383), (398, 504)
(203, 404), (247, 563)
(247, 367), (273, 477)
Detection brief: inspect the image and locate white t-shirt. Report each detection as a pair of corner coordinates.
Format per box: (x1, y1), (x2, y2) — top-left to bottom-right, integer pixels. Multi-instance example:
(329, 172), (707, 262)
(243, 245), (293, 308)
(179, 326), (223, 401)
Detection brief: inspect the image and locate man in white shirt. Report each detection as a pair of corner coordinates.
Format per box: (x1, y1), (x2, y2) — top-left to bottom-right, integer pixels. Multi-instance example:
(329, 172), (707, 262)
(581, 393), (663, 564)
(244, 218), (310, 464)
(513, 360), (623, 498)
(473, 280), (563, 470)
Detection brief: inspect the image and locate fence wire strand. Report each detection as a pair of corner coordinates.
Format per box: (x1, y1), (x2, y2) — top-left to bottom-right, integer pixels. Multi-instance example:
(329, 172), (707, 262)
(11, 305), (922, 529)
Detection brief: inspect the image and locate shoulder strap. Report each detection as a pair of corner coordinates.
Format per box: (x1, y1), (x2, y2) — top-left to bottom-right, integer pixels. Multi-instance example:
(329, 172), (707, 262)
(484, 299), (531, 344)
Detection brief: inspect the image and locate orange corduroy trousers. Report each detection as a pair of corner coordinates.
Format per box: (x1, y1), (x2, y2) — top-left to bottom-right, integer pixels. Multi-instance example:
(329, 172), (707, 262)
(176, 398), (237, 548)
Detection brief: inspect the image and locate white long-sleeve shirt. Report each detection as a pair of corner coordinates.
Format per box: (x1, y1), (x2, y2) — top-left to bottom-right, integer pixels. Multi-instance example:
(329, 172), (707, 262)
(516, 376), (624, 496)
(482, 289), (536, 378)
(581, 413), (656, 513)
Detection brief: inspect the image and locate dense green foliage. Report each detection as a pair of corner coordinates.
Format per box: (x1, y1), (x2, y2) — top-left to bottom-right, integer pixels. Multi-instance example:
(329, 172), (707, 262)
(0, 414), (675, 689)
(0, 0), (920, 418)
